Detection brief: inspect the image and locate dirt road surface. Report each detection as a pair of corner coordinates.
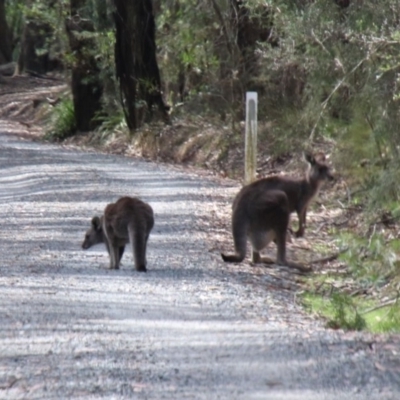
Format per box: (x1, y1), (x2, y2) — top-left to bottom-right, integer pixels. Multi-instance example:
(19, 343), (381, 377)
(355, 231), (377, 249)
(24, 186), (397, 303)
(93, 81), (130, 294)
(0, 122), (399, 399)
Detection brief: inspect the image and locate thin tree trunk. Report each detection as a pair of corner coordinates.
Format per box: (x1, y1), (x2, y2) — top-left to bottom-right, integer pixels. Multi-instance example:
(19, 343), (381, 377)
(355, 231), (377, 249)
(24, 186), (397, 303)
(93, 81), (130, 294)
(0, 0), (13, 64)
(18, 20), (55, 74)
(230, 0), (274, 92)
(66, 0), (103, 132)
(113, 0), (169, 132)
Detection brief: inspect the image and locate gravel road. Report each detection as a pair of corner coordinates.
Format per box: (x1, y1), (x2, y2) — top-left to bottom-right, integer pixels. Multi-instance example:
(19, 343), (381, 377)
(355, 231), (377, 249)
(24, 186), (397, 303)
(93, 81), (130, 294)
(0, 123), (399, 399)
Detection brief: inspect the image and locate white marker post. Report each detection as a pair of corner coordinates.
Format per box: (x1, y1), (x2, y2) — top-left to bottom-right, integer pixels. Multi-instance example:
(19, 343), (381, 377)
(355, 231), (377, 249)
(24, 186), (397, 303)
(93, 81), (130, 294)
(244, 92), (258, 184)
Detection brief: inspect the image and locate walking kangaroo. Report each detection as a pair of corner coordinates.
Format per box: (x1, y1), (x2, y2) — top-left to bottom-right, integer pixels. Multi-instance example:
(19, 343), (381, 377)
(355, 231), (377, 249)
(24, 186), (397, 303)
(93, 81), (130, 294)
(82, 196), (154, 272)
(221, 153), (334, 271)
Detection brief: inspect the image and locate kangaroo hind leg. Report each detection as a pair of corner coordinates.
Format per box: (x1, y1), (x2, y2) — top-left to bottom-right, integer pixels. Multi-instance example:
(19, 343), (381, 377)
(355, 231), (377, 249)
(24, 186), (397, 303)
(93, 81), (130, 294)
(275, 222), (311, 273)
(102, 218), (120, 269)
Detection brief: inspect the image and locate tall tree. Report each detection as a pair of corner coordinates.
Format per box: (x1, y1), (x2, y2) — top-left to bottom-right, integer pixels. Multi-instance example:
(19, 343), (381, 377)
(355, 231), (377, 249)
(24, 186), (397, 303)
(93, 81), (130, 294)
(113, 0), (169, 131)
(16, 0), (63, 75)
(230, 0), (274, 93)
(66, 0), (103, 131)
(0, 0), (13, 64)
(18, 19), (54, 74)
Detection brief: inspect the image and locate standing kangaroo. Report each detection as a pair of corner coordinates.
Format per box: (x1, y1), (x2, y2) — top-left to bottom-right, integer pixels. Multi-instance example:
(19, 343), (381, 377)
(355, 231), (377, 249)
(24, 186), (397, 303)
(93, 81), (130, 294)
(221, 153), (334, 271)
(82, 196), (154, 272)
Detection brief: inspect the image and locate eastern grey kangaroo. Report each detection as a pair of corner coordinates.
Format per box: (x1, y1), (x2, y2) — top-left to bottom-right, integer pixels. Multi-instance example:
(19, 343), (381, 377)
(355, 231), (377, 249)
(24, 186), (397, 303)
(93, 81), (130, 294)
(82, 196), (154, 272)
(221, 153), (334, 271)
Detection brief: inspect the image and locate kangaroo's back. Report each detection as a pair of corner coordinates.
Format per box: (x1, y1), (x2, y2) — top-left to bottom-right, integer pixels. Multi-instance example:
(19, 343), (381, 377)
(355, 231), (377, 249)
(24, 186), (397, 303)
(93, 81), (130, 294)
(105, 196), (154, 238)
(234, 175), (303, 214)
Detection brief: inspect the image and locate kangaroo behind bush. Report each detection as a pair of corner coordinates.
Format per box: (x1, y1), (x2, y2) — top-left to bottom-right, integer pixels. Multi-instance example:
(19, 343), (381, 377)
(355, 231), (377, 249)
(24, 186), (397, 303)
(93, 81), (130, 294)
(221, 153), (334, 271)
(82, 196), (154, 272)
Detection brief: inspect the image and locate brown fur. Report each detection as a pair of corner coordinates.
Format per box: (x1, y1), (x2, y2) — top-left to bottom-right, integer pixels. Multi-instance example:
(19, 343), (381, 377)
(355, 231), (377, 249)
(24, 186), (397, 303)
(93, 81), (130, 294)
(221, 153), (334, 272)
(82, 196), (154, 272)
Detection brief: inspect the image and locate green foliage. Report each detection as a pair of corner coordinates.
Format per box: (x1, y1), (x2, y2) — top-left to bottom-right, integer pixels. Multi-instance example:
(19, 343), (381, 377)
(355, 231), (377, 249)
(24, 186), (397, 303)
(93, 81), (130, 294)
(45, 99), (76, 141)
(253, 0), (400, 207)
(302, 291), (366, 331)
(8, 0), (400, 188)
(5, 0), (70, 67)
(304, 219), (400, 333)
(93, 109), (128, 142)
(303, 288), (400, 333)
(157, 1), (219, 78)
(327, 292), (366, 331)
(363, 302), (400, 333)
(366, 163), (400, 207)
(338, 231), (400, 286)
(5, 0), (25, 49)
(6, 1), (400, 169)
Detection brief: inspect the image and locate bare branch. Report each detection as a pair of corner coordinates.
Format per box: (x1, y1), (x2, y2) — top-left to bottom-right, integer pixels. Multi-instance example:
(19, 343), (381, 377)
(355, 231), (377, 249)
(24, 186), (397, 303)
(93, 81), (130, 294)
(309, 56), (368, 141)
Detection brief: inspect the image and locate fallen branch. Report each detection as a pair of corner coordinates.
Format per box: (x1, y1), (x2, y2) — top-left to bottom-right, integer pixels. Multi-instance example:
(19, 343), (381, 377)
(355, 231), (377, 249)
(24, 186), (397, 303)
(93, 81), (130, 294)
(361, 298), (399, 315)
(309, 247), (349, 264)
(315, 221), (328, 234)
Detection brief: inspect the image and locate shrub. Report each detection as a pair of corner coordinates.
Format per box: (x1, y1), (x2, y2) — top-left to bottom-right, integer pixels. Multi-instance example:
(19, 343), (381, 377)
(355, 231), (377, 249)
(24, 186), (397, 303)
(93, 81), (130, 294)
(44, 98), (76, 141)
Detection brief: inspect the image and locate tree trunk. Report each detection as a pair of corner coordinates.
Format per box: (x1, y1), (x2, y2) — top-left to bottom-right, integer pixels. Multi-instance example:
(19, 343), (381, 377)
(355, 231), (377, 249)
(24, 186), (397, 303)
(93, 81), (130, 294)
(230, 0), (274, 92)
(17, 19), (56, 74)
(334, 0), (350, 8)
(66, 0), (103, 132)
(113, 0), (169, 131)
(0, 0), (13, 64)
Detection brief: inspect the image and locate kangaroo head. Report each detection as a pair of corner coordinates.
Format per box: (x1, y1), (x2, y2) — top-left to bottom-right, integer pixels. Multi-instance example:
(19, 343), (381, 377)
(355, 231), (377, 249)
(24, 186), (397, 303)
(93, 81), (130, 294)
(82, 216), (104, 249)
(304, 152), (334, 183)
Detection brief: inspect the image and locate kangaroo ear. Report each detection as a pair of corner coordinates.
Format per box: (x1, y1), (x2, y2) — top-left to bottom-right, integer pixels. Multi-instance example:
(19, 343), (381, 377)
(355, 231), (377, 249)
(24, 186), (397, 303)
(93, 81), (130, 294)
(304, 152), (316, 165)
(91, 216), (101, 230)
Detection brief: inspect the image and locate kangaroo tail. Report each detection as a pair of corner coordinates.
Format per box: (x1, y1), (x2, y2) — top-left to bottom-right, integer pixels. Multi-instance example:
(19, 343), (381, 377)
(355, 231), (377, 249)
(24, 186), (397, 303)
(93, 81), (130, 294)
(128, 224), (147, 272)
(221, 212), (247, 263)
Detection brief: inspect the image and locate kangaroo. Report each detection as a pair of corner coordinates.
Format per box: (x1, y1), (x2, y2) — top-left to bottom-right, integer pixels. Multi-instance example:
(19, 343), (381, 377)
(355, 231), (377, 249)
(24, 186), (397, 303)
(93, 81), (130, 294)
(221, 189), (307, 271)
(221, 153), (334, 271)
(82, 196), (154, 272)
(236, 152), (333, 237)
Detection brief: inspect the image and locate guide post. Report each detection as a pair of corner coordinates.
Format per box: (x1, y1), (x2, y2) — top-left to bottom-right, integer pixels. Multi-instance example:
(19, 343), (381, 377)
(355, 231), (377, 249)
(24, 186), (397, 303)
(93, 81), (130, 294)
(245, 92), (258, 184)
